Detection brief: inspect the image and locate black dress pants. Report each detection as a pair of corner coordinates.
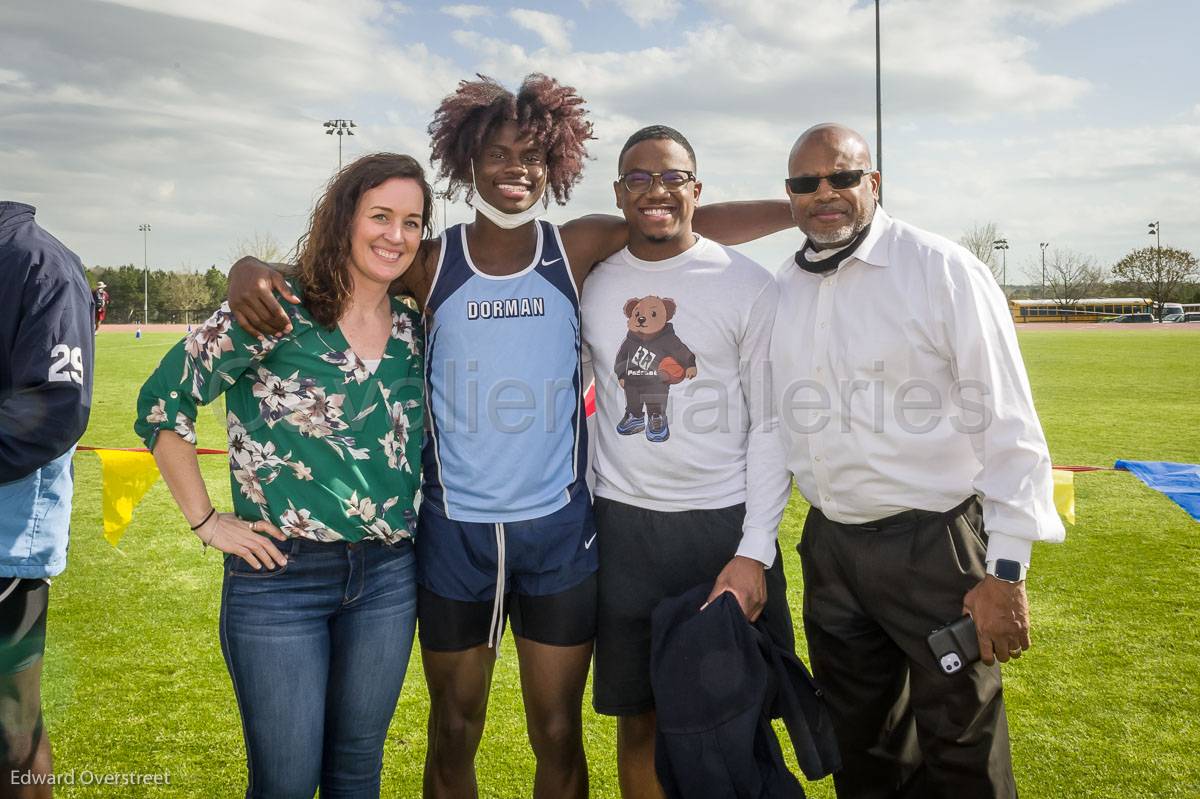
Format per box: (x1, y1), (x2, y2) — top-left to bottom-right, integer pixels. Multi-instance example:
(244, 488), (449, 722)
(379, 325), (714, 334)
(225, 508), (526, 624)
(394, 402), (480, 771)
(799, 498), (1017, 799)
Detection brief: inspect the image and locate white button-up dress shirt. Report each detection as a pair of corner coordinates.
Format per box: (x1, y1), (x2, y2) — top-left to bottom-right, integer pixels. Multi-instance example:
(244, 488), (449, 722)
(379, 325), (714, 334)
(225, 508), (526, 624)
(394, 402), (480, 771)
(770, 208), (1065, 565)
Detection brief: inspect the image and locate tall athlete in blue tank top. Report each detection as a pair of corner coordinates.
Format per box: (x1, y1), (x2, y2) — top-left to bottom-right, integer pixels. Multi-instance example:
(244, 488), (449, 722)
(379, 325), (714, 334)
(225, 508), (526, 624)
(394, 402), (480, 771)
(415, 214), (598, 672)
(422, 219), (586, 522)
(226, 73), (792, 799)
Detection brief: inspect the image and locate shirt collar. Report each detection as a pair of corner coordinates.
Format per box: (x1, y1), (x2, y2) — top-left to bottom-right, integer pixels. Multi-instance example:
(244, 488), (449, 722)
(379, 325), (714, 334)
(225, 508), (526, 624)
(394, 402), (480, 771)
(0, 202), (35, 231)
(854, 206), (891, 268)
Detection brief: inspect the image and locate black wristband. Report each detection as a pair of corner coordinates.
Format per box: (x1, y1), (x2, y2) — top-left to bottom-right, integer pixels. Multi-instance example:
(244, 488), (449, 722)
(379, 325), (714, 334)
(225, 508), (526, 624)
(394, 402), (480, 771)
(190, 507), (216, 531)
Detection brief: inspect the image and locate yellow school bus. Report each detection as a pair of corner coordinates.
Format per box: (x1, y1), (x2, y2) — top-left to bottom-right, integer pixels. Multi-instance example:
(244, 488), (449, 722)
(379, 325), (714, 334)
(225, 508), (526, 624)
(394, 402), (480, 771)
(1010, 297), (1152, 323)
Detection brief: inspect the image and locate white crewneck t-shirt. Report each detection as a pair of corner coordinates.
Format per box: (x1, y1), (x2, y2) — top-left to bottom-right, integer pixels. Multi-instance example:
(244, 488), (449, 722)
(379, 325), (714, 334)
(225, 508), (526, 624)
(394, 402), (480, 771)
(580, 235), (791, 566)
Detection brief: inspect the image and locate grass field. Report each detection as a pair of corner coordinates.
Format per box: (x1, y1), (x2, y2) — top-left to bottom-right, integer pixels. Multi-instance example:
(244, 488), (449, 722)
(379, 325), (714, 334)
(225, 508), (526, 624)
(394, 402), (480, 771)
(45, 327), (1200, 797)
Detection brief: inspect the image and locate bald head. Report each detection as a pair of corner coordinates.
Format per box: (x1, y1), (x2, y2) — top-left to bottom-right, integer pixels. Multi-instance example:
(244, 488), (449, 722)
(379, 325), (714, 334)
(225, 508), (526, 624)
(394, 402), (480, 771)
(788, 124), (873, 173)
(785, 122), (880, 248)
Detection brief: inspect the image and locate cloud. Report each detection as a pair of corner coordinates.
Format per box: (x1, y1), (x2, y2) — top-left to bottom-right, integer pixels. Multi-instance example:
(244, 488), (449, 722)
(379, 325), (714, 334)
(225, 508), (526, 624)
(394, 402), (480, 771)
(455, 1), (1090, 134)
(614, 0), (681, 27)
(94, 0), (407, 51)
(997, 0), (1128, 25)
(508, 9), (573, 52)
(442, 4), (490, 23)
(451, 30), (531, 70)
(0, 67), (30, 89)
(884, 122), (1200, 271)
(450, 0), (1190, 269)
(0, 0), (461, 269)
(3, 0), (1189, 276)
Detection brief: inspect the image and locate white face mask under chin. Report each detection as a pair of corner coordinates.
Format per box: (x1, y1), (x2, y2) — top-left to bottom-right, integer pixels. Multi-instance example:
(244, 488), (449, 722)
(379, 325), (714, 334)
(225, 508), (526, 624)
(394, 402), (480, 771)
(470, 162), (546, 230)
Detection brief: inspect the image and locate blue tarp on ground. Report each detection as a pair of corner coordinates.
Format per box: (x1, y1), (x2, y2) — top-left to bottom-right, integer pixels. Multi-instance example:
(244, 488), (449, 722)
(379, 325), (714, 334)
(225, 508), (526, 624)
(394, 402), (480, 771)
(1114, 460), (1200, 522)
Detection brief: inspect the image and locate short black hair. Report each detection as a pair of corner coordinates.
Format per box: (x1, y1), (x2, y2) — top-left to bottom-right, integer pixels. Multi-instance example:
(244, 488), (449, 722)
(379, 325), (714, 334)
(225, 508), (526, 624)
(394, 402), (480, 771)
(617, 125), (696, 173)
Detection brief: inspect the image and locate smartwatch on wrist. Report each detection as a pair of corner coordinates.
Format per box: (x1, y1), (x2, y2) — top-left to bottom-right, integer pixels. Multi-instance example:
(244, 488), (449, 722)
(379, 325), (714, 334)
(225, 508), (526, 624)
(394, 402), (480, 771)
(986, 558), (1027, 583)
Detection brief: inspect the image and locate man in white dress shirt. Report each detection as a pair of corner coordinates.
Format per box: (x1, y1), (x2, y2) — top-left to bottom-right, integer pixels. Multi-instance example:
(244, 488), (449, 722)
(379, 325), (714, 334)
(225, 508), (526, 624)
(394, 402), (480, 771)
(770, 124), (1064, 798)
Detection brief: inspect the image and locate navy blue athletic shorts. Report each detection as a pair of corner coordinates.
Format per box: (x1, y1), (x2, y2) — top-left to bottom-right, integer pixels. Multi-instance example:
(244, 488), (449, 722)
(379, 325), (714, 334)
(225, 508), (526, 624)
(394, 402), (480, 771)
(416, 482), (598, 651)
(592, 498), (794, 716)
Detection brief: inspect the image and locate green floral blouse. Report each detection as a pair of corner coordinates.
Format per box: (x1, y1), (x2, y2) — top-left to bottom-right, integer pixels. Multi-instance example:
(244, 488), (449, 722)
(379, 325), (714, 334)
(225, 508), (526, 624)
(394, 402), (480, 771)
(135, 285), (424, 544)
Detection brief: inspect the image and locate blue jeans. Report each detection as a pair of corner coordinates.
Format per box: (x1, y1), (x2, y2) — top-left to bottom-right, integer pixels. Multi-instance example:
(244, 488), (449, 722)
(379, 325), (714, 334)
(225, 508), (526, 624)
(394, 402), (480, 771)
(219, 537), (417, 799)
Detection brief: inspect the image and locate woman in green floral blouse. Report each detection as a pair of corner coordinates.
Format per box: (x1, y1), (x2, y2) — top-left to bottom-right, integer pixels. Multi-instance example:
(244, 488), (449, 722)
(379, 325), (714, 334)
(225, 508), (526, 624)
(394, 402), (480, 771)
(135, 153), (431, 797)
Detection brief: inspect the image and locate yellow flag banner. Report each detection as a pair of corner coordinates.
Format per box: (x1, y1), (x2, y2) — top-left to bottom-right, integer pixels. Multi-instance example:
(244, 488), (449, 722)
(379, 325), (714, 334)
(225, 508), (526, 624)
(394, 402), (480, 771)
(1052, 468), (1076, 525)
(93, 449), (162, 545)
(78, 445), (226, 546)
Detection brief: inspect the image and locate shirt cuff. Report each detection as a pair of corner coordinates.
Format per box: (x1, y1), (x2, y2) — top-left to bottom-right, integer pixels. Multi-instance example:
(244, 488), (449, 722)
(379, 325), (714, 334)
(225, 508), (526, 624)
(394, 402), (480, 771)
(138, 394), (197, 451)
(736, 526), (777, 568)
(985, 532), (1033, 567)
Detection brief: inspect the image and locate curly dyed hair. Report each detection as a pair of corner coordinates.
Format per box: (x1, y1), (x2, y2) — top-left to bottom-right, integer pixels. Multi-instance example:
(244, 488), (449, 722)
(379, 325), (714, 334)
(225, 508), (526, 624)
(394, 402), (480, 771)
(428, 73), (593, 205)
(294, 153), (433, 329)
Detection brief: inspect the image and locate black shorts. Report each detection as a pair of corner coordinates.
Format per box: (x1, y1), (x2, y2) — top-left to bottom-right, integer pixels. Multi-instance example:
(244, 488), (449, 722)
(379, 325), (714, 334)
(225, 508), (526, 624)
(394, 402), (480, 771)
(593, 498), (794, 716)
(417, 575), (597, 652)
(416, 485), (599, 652)
(0, 578), (49, 674)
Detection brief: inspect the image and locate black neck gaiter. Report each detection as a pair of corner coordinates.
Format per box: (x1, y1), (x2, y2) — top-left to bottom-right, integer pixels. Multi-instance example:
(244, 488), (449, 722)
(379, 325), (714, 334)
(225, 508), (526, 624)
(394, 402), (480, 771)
(795, 219), (873, 275)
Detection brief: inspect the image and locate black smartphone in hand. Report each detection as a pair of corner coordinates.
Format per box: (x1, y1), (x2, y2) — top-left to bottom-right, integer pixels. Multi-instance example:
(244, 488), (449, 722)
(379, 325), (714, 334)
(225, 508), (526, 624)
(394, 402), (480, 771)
(927, 615), (980, 675)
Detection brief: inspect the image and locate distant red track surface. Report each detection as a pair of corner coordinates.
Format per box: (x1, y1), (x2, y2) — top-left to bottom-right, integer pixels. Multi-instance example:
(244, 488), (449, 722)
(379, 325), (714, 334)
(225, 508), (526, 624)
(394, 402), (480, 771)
(97, 323), (195, 334)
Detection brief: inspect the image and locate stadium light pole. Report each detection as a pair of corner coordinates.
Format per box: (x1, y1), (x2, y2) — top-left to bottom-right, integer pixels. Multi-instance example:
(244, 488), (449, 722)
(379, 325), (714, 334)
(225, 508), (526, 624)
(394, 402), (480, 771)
(1148, 221), (1160, 318)
(138, 223), (151, 324)
(993, 237), (1009, 296)
(324, 119), (356, 170)
(874, 0), (883, 206)
(1039, 241), (1049, 299)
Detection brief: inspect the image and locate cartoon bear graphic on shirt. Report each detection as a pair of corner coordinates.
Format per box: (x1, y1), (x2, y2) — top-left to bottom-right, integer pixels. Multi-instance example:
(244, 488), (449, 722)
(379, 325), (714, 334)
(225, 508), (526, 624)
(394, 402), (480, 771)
(613, 295), (697, 443)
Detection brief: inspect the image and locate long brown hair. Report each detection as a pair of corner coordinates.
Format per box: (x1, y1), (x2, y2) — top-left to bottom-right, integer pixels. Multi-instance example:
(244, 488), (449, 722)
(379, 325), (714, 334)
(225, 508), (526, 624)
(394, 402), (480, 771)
(295, 153), (434, 328)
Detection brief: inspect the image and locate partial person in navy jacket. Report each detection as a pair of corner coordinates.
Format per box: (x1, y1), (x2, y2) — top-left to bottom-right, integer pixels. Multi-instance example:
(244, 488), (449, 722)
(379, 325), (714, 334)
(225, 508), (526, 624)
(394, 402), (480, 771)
(0, 201), (94, 795)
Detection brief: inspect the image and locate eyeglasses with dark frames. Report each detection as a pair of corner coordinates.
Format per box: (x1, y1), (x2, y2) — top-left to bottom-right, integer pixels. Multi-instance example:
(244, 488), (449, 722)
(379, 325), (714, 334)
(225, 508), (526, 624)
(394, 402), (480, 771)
(617, 169), (697, 194)
(785, 170), (872, 195)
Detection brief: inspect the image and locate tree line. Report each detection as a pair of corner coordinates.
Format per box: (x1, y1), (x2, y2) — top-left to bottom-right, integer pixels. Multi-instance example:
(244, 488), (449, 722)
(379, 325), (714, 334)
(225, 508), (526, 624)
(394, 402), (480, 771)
(84, 232), (287, 325)
(86, 265), (228, 325)
(958, 222), (1200, 314)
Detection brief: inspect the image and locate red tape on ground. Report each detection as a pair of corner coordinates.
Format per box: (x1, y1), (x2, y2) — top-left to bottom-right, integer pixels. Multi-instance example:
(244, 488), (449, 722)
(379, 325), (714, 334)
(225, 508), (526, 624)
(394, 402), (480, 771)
(77, 445), (227, 455)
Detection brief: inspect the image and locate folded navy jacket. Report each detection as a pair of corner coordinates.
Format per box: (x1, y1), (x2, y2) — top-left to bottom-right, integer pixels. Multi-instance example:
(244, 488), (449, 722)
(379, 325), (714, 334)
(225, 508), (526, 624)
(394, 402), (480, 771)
(650, 585), (841, 799)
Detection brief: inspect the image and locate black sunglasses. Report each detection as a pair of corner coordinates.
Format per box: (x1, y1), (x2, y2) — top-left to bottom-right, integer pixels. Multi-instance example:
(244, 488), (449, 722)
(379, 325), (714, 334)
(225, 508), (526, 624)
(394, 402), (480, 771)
(785, 170), (870, 195)
(617, 169), (697, 194)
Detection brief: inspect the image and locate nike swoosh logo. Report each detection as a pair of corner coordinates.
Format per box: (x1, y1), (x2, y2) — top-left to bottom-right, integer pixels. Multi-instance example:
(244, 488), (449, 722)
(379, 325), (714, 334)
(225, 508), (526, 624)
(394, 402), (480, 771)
(583, 533), (597, 550)
(541, 258), (561, 266)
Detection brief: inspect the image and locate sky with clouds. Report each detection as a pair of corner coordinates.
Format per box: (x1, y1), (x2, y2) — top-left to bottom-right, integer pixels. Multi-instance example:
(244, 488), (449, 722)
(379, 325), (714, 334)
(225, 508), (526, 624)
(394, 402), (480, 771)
(3, 0), (1198, 280)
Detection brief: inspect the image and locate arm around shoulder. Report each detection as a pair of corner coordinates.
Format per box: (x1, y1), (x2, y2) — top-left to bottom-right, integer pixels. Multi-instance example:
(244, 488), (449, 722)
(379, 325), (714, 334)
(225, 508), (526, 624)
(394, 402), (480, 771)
(228, 256), (300, 337)
(559, 214), (628, 286)
(694, 199), (793, 245)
